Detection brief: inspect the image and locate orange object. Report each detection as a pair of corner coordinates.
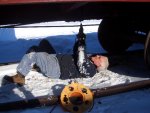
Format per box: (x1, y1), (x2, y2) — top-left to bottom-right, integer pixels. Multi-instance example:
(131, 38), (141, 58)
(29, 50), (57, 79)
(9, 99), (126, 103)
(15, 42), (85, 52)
(60, 82), (93, 113)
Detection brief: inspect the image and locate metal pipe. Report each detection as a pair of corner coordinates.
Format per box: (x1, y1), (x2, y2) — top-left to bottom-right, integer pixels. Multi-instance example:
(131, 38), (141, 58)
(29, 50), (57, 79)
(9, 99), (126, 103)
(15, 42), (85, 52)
(1, 79), (150, 111)
(92, 79), (150, 98)
(0, 95), (59, 111)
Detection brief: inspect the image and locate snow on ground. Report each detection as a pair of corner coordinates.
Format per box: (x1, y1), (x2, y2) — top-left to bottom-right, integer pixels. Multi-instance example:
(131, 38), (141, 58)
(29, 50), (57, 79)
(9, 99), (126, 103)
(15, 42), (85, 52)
(0, 20), (150, 113)
(0, 69), (130, 99)
(0, 56), (150, 113)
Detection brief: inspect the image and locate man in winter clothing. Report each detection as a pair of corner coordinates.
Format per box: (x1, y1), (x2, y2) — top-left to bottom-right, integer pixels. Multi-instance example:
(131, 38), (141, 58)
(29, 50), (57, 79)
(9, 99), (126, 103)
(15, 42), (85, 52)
(3, 39), (61, 85)
(2, 26), (109, 86)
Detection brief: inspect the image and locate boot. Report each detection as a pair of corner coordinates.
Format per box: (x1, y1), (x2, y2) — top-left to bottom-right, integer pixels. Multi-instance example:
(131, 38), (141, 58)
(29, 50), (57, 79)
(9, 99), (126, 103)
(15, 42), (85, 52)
(2, 73), (25, 86)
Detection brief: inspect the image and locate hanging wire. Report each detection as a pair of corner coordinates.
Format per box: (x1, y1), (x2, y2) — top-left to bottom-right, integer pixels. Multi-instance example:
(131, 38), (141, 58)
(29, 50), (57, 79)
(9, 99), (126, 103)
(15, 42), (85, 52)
(0, 23), (99, 28)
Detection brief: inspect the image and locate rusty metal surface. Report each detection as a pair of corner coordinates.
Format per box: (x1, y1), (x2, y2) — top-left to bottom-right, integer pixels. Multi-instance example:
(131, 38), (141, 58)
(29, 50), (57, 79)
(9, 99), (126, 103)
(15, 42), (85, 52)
(1, 0), (150, 5)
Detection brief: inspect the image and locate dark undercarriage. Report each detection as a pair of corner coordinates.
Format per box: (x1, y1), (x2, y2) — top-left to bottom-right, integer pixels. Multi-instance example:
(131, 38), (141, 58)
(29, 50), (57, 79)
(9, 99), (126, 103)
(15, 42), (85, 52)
(1, 1), (150, 66)
(0, 2), (150, 27)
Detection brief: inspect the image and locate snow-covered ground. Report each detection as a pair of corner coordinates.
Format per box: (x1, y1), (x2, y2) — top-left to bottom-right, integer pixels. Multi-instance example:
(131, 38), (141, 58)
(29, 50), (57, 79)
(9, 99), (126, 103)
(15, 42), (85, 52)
(0, 20), (150, 113)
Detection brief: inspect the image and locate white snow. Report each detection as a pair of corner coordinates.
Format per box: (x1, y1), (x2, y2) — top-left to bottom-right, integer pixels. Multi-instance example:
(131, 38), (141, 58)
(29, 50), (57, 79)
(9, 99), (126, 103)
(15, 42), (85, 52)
(0, 20), (101, 41)
(0, 20), (150, 113)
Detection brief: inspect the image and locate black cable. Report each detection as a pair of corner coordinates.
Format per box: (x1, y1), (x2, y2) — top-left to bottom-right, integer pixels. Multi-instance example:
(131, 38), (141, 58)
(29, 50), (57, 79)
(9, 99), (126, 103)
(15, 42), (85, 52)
(0, 23), (99, 28)
(49, 104), (58, 113)
(88, 98), (95, 112)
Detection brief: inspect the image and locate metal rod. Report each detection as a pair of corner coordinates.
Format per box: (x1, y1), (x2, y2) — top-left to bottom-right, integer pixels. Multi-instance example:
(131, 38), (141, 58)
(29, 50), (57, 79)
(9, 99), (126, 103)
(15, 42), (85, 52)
(0, 23), (99, 28)
(0, 95), (59, 111)
(92, 79), (150, 98)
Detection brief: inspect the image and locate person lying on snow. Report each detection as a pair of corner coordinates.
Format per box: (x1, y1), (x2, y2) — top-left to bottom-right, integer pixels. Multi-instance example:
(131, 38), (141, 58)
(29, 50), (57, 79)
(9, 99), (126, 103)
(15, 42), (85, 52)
(72, 24), (109, 77)
(3, 29), (109, 86)
(3, 39), (60, 86)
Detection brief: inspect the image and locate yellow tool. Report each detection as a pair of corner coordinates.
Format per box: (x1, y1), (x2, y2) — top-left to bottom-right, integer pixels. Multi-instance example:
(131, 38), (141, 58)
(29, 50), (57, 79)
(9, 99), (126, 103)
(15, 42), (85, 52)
(60, 82), (93, 113)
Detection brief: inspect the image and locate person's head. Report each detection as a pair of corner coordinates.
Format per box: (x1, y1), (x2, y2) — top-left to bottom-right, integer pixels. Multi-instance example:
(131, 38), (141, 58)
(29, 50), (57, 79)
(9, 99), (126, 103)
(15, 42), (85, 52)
(39, 39), (56, 54)
(91, 55), (109, 72)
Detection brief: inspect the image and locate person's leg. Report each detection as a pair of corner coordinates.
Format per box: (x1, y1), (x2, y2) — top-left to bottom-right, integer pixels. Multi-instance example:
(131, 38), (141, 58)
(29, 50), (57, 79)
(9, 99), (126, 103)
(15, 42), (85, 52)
(57, 54), (80, 79)
(2, 51), (37, 86)
(2, 72), (25, 86)
(35, 52), (60, 79)
(80, 55), (96, 77)
(17, 52), (36, 76)
(73, 41), (96, 77)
